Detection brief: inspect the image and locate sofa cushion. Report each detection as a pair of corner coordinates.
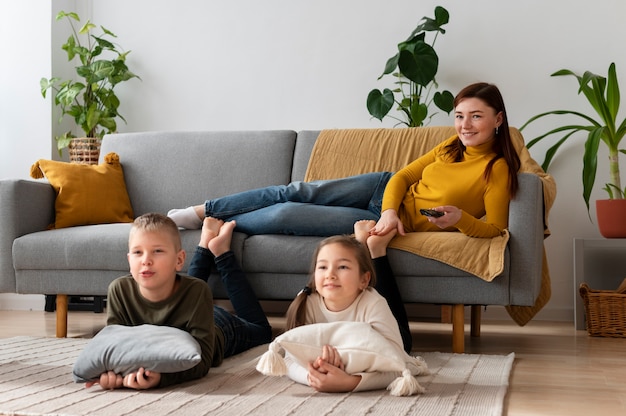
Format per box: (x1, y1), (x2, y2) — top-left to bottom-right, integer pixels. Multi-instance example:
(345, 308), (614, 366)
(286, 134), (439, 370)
(29, 153), (134, 229)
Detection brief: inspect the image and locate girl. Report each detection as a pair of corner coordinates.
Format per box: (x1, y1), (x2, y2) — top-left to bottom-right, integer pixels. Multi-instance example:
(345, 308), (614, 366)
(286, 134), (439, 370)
(281, 226), (410, 393)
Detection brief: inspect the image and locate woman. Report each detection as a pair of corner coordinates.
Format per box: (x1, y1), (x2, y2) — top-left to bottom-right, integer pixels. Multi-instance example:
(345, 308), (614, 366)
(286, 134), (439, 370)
(169, 82), (519, 240)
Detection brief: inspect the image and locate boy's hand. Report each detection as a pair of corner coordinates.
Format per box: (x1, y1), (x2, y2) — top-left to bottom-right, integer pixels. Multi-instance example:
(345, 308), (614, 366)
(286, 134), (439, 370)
(85, 368), (161, 390)
(123, 368), (161, 389)
(85, 370), (123, 390)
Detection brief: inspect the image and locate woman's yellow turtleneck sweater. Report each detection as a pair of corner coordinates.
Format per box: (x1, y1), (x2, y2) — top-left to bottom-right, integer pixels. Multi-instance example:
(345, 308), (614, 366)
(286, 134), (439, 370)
(381, 135), (510, 238)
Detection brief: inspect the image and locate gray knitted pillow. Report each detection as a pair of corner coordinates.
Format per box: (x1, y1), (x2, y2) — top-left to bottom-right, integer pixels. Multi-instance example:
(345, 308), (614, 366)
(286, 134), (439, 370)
(72, 324), (201, 383)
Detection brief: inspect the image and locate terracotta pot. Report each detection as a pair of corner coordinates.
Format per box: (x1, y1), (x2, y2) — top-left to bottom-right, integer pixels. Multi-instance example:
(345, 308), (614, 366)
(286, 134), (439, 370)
(596, 199), (626, 238)
(68, 137), (101, 165)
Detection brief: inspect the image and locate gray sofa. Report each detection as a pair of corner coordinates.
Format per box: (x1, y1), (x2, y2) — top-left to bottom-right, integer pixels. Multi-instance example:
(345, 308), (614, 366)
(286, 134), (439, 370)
(0, 128), (545, 352)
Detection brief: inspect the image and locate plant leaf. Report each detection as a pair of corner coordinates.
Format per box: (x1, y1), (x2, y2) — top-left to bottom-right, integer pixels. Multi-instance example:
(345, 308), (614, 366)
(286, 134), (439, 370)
(433, 90), (454, 114)
(367, 89), (395, 121)
(398, 43), (438, 87)
(607, 63), (620, 127)
(582, 128), (603, 211)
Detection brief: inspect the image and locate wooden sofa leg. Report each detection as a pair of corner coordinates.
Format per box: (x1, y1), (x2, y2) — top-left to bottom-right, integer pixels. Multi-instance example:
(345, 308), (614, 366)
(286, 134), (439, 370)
(56, 294), (68, 338)
(452, 304), (465, 353)
(470, 305), (481, 337)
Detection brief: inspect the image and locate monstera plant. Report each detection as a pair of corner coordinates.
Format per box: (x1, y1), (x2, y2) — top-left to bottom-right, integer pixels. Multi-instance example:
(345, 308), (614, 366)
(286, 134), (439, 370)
(367, 6), (454, 127)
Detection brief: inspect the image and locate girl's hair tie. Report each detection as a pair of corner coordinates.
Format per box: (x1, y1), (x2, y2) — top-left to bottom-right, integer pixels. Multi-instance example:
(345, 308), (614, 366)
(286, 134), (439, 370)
(298, 286), (312, 296)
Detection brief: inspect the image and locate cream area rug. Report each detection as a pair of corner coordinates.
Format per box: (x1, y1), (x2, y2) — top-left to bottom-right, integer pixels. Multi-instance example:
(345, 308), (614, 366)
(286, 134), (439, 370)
(0, 337), (514, 416)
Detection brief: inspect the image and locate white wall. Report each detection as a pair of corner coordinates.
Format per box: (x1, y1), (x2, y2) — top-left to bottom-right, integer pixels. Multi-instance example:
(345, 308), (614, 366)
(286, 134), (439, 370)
(2, 0), (626, 320)
(0, 2), (52, 179)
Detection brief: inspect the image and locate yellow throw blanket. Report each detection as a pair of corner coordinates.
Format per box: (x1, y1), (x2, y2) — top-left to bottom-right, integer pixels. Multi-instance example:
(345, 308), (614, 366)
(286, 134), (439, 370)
(304, 127), (556, 325)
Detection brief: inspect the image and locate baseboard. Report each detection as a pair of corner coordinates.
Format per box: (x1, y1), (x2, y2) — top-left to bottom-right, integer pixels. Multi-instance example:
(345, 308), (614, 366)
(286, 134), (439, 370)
(0, 294), (575, 324)
(0, 293), (45, 311)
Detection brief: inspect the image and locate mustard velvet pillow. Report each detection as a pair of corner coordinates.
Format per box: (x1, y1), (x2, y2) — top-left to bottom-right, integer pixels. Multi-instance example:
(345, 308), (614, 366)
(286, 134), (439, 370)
(30, 152), (134, 229)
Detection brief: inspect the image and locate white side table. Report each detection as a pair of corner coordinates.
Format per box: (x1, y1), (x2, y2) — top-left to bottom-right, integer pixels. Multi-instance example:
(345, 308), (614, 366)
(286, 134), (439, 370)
(573, 238), (626, 330)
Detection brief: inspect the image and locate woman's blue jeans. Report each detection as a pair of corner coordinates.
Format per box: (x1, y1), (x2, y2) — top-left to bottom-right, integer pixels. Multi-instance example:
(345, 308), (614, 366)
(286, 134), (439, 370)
(204, 172), (393, 236)
(188, 248), (272, 358)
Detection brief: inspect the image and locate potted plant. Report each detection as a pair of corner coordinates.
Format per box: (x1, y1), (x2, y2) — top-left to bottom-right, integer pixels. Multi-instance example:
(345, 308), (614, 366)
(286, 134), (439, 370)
(521, 62), (626, 237)
(366, 5), (454, 127)
(40, 11), (140, 164)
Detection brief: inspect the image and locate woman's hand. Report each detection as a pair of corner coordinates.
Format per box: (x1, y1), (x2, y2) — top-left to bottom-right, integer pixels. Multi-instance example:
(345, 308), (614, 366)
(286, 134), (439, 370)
(371, 209), (405, 236)
(307, 346), (361, 392)
(425, 205), (462, 229)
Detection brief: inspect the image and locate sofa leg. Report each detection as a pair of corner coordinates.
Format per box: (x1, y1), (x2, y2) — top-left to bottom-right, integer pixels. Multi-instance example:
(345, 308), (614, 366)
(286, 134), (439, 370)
(452, 304), (465, 353)
(56, 295), (68, 338)
(470, 305), (481, 337)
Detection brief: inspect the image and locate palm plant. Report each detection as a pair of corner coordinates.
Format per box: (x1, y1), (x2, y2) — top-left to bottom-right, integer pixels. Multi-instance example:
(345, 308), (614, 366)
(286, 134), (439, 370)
(521, 62), (626, 214)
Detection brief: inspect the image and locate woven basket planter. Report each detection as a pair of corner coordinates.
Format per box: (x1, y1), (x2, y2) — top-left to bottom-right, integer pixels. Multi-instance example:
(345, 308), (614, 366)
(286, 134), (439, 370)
(579, 283), (626, 337)
(68, 138), (101, 165)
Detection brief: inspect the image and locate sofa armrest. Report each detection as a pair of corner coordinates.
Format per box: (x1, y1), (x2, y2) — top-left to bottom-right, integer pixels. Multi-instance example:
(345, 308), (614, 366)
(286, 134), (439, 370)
(0, 179), (55, 293)
(506, 173), (545, 306)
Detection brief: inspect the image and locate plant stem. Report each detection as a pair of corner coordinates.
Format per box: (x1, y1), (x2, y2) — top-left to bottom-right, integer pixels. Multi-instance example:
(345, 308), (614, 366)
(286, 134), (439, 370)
(609, 149), (623, 199)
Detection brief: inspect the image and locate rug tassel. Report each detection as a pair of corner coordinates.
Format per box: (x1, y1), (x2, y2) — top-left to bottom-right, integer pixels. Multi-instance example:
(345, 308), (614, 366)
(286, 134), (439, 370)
(387, 369), (425, 396)
(255, 342), (287, 376)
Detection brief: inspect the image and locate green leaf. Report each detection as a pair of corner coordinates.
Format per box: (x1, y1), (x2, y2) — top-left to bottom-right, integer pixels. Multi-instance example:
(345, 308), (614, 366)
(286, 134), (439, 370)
(367, 89), (395, 121)
(582, 128), (603, 211)
(56, 11), (79, 21)
(607, 62), (620, 125)
(397, 43), (438, 87)
(79, 20), (96, 35)
(379, 54), (399, 79)
(100, 26), (117, 38)
(434, 6), (450, 27)
(61, 35), (77, 61)
(55, 132), (74, 155)
(411, 102), (428, 127)
(433, 90), (454, 114)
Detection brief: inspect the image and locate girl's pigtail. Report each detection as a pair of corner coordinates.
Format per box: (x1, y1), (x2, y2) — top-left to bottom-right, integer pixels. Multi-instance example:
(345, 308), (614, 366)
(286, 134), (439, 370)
(284, 285), (312, 331)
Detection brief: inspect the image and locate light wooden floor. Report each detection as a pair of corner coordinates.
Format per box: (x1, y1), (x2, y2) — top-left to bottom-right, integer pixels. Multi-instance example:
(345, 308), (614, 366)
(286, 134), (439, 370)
(1, 310), (625, 416)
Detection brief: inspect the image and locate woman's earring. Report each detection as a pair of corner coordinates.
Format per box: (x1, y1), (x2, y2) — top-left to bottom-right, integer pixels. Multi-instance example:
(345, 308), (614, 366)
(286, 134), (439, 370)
(495, 126), (499, 135)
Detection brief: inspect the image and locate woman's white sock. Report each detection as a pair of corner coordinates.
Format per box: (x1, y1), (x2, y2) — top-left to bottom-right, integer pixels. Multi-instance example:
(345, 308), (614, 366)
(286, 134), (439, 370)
(167, 207), (203, 229)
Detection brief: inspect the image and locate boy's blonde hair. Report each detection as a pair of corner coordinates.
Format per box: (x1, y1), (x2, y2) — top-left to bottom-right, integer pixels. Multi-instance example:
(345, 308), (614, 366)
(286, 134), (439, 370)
(129, 213), (182, 251)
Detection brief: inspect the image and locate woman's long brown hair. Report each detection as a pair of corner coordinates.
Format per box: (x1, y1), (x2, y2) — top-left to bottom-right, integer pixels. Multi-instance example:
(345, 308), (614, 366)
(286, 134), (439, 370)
(444, 82), (521, 198)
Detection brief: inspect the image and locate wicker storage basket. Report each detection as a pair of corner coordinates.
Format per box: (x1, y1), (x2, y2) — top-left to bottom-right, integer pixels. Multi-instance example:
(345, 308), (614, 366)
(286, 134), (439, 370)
(579, 283), (626, 337)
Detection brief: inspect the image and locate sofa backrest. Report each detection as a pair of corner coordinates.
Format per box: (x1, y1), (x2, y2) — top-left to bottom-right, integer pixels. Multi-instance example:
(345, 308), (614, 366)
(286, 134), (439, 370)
(291, 131), (321, 182)
(100, 131), (298, 216)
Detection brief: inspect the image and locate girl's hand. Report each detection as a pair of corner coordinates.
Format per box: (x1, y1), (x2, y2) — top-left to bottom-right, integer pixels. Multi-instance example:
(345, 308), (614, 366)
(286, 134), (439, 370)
(317, 345), (344, 371)
(307, 360), (361, 392)
(371, 209), (405, 236)
(425, 205), (462, 229)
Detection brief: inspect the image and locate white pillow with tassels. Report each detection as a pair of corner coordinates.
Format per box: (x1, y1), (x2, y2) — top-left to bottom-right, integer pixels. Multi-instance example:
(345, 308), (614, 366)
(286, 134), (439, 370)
(255, 321), (428, 396)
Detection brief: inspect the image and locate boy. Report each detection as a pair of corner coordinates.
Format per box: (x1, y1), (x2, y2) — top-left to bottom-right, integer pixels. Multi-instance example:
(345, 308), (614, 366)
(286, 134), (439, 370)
(87, 213), (271, 390)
